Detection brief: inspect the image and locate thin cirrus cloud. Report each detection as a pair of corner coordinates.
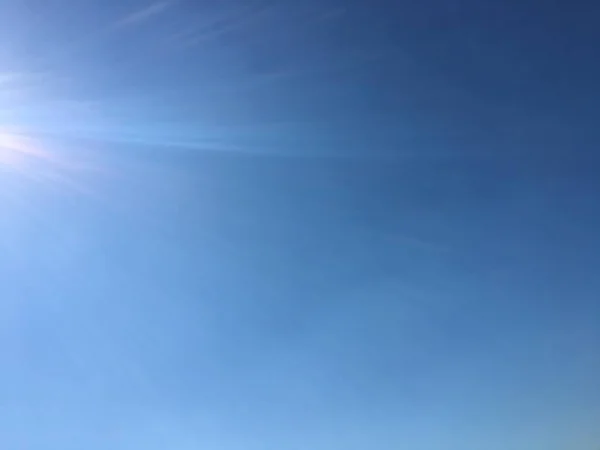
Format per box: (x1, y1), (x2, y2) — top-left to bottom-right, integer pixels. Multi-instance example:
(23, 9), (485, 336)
(0, 72), (43, 89)
(115, 1), (175, 27)
(0, 72), (49, 109)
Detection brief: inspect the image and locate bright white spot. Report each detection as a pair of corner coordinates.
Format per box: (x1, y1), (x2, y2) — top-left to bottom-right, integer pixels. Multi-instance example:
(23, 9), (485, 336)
(1, 131), (50, 171)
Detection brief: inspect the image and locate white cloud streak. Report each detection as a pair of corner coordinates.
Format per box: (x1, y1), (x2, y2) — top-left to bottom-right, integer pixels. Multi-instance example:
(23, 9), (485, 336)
(116, 1), (174, 27)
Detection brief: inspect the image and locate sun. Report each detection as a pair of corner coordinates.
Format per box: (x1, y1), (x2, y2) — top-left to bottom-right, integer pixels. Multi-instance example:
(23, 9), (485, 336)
(0, 129), (48, 169)
(0, 128), (63, 186)
(0, 130), (26, 167)
(0, 127), (105, 201)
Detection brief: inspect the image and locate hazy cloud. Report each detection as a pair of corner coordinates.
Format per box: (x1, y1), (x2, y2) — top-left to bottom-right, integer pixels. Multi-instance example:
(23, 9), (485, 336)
(116, 1), (174, 27)
(0, 72), (36, 87)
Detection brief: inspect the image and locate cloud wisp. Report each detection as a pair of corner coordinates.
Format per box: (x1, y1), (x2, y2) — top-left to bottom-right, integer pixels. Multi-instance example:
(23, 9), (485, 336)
(116, 1), (175, 27)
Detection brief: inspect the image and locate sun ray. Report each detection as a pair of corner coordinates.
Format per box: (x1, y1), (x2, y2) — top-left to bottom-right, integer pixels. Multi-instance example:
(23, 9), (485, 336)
(0, 128), (108, 198)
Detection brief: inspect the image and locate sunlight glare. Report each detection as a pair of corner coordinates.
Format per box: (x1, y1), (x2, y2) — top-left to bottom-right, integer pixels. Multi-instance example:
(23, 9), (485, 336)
(0, 129), (38, 168)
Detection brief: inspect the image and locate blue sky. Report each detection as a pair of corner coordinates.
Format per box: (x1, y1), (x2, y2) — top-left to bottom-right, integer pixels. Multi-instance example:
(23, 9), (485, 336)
(1, 0), (600, 449)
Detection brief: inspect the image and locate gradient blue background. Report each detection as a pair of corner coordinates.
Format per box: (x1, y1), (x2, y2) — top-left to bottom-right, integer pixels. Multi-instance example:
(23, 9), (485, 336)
(1, 0), (599, 448)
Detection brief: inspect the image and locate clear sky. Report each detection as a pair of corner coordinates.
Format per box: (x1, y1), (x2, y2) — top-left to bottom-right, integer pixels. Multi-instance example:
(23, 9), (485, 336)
(1, 0), (599, 449)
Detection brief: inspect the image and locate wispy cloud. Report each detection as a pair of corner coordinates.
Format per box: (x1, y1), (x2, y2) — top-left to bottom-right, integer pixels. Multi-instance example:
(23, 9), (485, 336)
(0, 71), (51, 106)
(0, 70), (54, 86)
(116, 1), (174, 27)
(0, 72), (36, 87)
(0, 73), (21, 86)
(162, 2), (278, 49)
